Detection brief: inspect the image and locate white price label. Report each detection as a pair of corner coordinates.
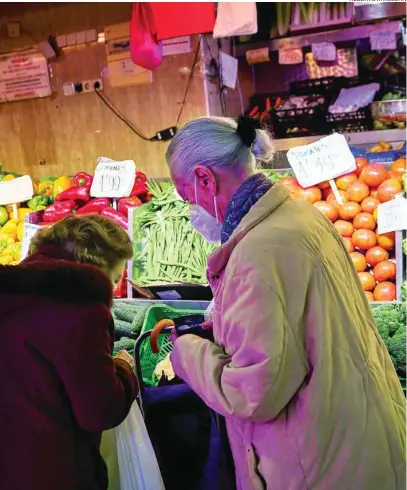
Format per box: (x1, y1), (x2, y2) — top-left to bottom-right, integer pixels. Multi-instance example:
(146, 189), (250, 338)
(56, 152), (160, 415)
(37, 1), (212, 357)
(377, 197), (407, 235)
(278, 48), (303, 65)
(20, 223), (41, 261)
(312, 42), (337, 62)
(286, 133), (356, 188)
(370, 31), (397, 51)
(0, 175), (33, 206)
(90, 159), (136, 198)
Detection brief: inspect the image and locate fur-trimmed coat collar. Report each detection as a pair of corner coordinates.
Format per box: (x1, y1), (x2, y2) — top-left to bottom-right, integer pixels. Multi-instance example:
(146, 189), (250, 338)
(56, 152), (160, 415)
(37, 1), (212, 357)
(0, 249), (113, 307)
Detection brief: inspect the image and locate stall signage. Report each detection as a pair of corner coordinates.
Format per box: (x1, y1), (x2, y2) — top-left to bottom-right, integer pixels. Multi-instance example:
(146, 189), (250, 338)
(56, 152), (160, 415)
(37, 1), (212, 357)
(286, 133), (356, 188)
(278, 48), (303, 65)
(370, 31), (397, 51)
(246, 47), (270, 65)
(91, 158), (136, 198)
(377, 197), (407, 235)
(0, 49), (51, 103)
(312, 43), (337, 62)
(20, 223), (41, 261)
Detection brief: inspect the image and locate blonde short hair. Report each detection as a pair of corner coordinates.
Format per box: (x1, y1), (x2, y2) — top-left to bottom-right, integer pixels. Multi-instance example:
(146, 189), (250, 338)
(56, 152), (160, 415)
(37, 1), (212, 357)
(29, 214), (132, 272)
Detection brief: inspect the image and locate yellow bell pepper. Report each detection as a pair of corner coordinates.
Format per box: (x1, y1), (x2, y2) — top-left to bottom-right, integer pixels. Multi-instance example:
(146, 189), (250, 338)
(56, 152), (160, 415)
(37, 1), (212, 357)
(0, 254), (14, 265)
(53, 176), (73, 199)
(0, 234), (15, 250)
(2, 174), (15, 181)
(38, 180), (54, 198)
(1, 220), (18, 239)
(17, 207), (31, 222)
(17, 222), (24, 241)
(3, 242), (21, 261)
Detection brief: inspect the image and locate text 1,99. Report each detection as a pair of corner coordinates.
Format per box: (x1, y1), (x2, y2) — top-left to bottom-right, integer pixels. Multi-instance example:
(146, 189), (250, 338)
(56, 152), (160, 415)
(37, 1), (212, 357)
(100, 174), (121, 193)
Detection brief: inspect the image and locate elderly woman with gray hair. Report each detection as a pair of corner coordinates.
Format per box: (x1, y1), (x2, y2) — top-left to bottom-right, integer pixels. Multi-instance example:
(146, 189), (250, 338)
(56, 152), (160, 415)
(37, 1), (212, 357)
(165, 116), (406, 490)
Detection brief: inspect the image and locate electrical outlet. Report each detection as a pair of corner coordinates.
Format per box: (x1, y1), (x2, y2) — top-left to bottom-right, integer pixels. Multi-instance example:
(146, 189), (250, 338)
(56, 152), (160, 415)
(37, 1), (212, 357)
(82, 79), (103, 93)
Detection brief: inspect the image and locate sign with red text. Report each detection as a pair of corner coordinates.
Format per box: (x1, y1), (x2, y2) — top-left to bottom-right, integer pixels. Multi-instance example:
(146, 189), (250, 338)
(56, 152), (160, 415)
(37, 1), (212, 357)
(0, 49), (51, 103)
(279, 48), (303, 65)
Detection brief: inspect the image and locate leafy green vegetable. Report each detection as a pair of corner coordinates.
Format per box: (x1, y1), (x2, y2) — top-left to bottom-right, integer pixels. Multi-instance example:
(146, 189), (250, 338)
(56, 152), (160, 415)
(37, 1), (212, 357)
(261, 168), (293, 184)
(388, 326), (406, 377)
(401, 282), (406, 303)
(403, 238), (407, 255)
(113, 337), (136, 357)
(373, 303), (406, 337)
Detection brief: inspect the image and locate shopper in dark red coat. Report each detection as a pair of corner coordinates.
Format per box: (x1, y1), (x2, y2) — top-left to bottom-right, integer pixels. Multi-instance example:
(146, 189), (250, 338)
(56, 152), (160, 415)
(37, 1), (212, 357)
(0, 214), (138, 490)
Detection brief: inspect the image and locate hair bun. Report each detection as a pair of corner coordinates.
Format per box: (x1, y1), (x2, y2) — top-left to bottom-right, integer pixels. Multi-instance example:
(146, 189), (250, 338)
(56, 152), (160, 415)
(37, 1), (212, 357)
(236, 116), (260, 148)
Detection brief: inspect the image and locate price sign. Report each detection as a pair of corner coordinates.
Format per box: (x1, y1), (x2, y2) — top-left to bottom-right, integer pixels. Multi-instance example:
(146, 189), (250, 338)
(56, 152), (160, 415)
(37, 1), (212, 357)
(377, 197), (407, 235)
(246, 47), (270, 65)
(312, 42), (337, 62)
(370, 31), (397, 51)
(20, 223), (41, 261)
(0, 175), (33, 206)
(278, 48), (303, 65)
(286, 133), (356, 188)
(90, 159), (136, 198)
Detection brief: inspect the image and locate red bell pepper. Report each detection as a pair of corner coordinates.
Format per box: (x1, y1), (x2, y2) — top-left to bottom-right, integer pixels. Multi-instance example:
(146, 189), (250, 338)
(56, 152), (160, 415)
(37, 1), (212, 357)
(55, 184), (91, 203)
(42, 200), (77, 222)
(101, 207), (128, 230)
(135, 171), (147, 183)
(130, 180), (148, 199)
(76, 197), (110, 215)
(249, 105), (259, 118)
(114, 267), (128, 298)
(265, 97), (271, 112)
(118, 196), (142, 217)
(73, 172), (93, 187)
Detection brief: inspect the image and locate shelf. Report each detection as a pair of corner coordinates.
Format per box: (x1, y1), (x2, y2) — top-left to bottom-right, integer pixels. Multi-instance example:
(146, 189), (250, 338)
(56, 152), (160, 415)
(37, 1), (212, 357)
(234, 21), (402, 57)
(273, 129), (406, 152)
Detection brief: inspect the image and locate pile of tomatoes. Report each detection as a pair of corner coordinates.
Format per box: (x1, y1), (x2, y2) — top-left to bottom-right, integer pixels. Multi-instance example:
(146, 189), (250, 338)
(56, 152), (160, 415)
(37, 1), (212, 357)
(281, 156), (406, 302)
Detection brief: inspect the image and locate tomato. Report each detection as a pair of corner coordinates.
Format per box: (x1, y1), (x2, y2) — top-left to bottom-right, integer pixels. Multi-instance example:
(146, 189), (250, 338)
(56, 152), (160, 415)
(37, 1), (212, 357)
(360, 196), (380, 214)
(359, 164), (388, 188)
(326, 189), (348, 207)
(387, 170), (402, 182)
(280, 177), (300, 194)
(370, 189), (378, 198)
(365, 291), (374, 302)
(373, 281), (396, 302)
(322, 187), (331, 200)
(346, 181), (370, 203)
(318, 181), (330, 190)
(377, 179), (402, 203)
(352, 229), (377, 250)
(342, 236), (355, 253)
(338, 201), (361, 221)
(313, 201), (339, 222)
(353, 212), (376, 231)
(292, 186), (322, 204)
(334, 220), (354, 237)
(355, 157), (368, 176)
(350, 252), (367, 272)
(376, 230), (395, 250)
(365, 246), (389, 267)
(390, 158), (406, 178)
(358, 271), (376, 291)
(373, 260), (396, 282)
(335, 173), (358, 191)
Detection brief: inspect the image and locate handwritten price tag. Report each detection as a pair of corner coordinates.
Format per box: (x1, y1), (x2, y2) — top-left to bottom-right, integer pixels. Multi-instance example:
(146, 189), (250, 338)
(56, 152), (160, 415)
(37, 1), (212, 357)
(377, 197), (407, 235)
(278, 48), (303, 65)
(91, 159), (136, 198)
(370, 31), (397, 51)
(0, 175), (33, 206)
(312, 42), (337, 62)
(20, 223), (41, 261)
(246, 47), (270, 65)
(286, 133), (356, 188)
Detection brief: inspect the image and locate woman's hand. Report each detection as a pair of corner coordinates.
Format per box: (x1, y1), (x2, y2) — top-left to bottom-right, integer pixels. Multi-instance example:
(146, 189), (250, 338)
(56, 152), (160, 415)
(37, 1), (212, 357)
(115, 350), (135, 370)
(202, 320), (213, 331)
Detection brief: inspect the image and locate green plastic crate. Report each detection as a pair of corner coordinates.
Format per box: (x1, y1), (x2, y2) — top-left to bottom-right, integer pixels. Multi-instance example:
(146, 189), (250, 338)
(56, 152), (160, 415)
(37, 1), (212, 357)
(138, 304), (204, 387)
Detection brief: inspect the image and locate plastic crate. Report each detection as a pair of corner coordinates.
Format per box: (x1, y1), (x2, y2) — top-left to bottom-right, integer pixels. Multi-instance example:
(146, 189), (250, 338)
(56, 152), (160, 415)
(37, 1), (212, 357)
(138, 304), (204, 387)
(326, 107), (373, 133)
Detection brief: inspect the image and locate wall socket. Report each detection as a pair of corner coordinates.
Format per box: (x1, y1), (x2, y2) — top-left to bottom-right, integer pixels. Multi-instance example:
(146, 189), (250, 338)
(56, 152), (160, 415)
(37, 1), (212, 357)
(82, 79), (103, 93)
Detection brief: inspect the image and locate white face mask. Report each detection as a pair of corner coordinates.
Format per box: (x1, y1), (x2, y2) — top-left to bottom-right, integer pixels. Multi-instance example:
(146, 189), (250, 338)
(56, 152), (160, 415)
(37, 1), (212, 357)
(189, 179), (222, 244)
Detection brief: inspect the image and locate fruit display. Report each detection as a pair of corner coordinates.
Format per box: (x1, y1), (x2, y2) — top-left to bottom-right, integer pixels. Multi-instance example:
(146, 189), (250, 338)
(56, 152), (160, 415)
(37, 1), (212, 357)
(281, 154), (406, 301)
(0, 168), (151, 265)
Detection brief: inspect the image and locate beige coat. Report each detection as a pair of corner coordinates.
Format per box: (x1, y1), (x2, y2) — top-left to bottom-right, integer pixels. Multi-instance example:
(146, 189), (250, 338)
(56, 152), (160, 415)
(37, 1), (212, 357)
(171, 183), (406, 490)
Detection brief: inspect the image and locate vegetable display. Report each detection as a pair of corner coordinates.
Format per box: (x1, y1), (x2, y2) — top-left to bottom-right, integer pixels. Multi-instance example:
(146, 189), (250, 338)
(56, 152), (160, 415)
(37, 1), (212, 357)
(285, 154), (406, 301)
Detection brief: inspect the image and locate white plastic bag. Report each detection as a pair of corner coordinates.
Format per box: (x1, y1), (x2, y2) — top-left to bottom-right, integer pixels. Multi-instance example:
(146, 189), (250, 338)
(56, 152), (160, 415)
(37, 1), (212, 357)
(213, 2), (258, 38)
(115, 401), (165, 490)
(100, 429), (121, 490)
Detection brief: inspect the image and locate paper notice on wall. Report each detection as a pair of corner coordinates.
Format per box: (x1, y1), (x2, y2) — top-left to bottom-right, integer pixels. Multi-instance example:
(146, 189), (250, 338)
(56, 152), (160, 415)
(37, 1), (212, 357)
(0, 49), (52, 103)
